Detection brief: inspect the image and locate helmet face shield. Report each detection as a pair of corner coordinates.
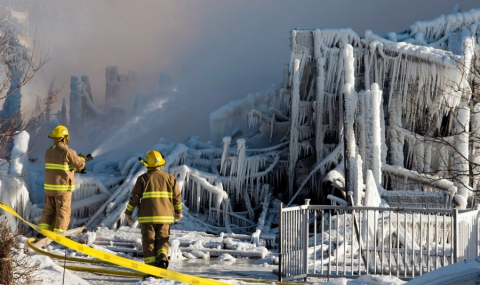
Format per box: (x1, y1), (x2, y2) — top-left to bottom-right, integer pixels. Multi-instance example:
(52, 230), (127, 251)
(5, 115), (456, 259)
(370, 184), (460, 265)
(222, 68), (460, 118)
(144, 150), (166, 168)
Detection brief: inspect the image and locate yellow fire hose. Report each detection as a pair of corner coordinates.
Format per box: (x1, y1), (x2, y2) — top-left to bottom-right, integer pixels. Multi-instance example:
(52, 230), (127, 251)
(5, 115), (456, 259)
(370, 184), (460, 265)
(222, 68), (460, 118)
(1, 202), (230, 285)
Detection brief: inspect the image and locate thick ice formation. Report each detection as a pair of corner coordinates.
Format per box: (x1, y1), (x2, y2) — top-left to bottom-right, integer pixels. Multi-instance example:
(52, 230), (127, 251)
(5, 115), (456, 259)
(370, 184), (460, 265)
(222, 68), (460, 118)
(268, 7), (480, 210)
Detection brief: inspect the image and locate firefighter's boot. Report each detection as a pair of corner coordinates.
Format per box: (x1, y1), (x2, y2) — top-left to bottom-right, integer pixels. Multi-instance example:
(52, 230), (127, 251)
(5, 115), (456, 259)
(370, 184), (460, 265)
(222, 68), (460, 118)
(157, 260), (169, 269)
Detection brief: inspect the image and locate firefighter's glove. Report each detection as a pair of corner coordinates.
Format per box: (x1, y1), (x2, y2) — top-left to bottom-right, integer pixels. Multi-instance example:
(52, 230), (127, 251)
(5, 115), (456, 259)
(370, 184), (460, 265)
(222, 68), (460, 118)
(174, 212), (182, 222)
(125, 213), (135, 225)
(79, 153), (86, 160)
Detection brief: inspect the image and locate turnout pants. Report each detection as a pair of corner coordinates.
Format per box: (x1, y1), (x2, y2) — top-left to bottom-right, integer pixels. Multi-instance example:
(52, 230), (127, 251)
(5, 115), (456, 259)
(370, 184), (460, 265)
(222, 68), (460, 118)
(141, 223), (171, 265)
(39, 192), (72, 233)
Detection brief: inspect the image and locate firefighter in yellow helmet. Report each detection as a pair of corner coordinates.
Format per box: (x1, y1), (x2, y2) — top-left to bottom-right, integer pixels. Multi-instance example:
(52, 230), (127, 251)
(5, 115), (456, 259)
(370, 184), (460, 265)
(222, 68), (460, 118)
(39, 125), (91, 234)
(124, 150), (182, 269)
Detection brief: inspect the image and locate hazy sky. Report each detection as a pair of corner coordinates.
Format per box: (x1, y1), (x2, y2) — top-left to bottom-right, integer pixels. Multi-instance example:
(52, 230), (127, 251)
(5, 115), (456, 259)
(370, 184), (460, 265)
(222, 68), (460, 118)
(18, 0), (480, 143)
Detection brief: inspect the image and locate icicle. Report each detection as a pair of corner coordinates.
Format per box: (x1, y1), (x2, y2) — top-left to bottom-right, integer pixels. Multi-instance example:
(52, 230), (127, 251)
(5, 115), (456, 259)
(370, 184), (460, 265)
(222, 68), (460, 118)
(371, 83), (382, 185)
(220, 136), (231, 175)
(288, 59), (301, 198)
(354, 154), (364, 206)
(195, 182), (201, 214)
(453, 107), (470, 203)
(364, 89), (374, 170)
(342, 44), (358, 197)
(357, 91), (366, 171)
(315, 57), (326, 161)
(236, 138), (247, 200)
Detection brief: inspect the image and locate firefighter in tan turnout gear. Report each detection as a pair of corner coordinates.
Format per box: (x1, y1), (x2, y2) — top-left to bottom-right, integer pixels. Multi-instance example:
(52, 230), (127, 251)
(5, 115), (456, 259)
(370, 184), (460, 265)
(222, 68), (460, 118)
(39, 125), (92, 233)
(124, 150), (182, 269)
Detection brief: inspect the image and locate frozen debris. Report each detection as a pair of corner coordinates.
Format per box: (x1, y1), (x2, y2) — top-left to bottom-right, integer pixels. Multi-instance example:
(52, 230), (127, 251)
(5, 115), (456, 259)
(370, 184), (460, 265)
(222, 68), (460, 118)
(217, 253), (236, 262)
(169, 239), (185, 261)
(186, 249), (210, 260)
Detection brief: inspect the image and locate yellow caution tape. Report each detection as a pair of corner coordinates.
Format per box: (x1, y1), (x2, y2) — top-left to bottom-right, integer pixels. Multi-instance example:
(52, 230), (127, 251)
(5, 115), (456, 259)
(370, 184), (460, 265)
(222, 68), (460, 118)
(0, 202), (230, 285)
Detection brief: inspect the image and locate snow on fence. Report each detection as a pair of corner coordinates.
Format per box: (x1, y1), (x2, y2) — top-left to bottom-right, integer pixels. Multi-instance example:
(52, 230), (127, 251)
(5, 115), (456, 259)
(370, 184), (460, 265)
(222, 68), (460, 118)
(278, 200), (480, 282)
(381, 164), (456, 208)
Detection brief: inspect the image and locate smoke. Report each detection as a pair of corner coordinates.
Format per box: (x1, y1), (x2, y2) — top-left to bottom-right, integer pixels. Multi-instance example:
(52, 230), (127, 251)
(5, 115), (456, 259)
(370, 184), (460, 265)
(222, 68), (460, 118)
(16, 0), (480, 145)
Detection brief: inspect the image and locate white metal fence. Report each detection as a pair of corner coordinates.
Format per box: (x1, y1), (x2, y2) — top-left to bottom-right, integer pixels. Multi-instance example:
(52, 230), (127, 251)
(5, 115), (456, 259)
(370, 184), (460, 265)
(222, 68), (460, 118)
(278, 200), (480, 281)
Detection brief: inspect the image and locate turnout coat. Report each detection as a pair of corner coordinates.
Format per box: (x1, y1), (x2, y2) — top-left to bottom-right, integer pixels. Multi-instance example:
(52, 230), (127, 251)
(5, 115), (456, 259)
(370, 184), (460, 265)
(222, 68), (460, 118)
(125, 168), (182, 224)
(44, 141), (86, 195)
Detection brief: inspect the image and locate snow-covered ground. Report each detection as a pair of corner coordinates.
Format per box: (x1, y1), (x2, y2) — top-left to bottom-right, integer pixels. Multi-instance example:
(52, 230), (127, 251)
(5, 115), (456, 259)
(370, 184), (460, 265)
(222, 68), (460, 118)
(17, 225), (407, 285)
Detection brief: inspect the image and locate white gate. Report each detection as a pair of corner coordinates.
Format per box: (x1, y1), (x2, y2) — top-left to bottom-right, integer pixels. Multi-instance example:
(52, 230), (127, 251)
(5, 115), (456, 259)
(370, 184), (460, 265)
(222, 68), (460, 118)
(279, 201), (480, 282)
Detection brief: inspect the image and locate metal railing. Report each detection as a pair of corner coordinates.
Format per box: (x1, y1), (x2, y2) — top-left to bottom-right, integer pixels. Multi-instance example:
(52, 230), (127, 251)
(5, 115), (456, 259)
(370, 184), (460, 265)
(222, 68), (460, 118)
(279, 200), (480, 281)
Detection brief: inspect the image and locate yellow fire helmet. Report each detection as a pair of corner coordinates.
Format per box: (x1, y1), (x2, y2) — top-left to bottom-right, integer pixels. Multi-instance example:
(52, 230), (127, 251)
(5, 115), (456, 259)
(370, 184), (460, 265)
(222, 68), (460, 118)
(144, 150), (166, 168)
(48, 125), (70, 141)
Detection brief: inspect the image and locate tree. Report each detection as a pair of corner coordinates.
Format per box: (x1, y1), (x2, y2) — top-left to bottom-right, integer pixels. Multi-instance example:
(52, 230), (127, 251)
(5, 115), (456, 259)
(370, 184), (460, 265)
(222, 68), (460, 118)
(0, 4), (51, 162)
(402, 24), (480, 208)
(0, 5), (54, 283)
(0, 217), (40, 285)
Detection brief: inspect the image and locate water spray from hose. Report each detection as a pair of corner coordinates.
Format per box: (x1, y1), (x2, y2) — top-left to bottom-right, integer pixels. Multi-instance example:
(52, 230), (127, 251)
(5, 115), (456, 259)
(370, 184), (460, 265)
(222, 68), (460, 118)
(90, 98), (168, 157)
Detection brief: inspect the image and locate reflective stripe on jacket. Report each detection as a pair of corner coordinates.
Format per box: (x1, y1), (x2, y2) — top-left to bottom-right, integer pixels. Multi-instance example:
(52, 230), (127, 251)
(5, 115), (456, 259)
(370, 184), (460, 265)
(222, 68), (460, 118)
(44, 142), (85, 196)
(126, 168), (182, 224)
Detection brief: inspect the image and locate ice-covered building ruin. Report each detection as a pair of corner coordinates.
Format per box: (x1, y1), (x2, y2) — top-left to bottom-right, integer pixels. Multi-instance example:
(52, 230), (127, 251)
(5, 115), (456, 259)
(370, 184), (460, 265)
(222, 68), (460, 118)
(1, 6), (480, 244)
(212, 6), (480, 211)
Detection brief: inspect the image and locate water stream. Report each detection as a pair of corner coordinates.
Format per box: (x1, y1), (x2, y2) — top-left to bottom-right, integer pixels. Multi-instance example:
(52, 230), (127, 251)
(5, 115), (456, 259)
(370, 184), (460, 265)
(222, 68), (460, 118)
(90, 98), (168, 157)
